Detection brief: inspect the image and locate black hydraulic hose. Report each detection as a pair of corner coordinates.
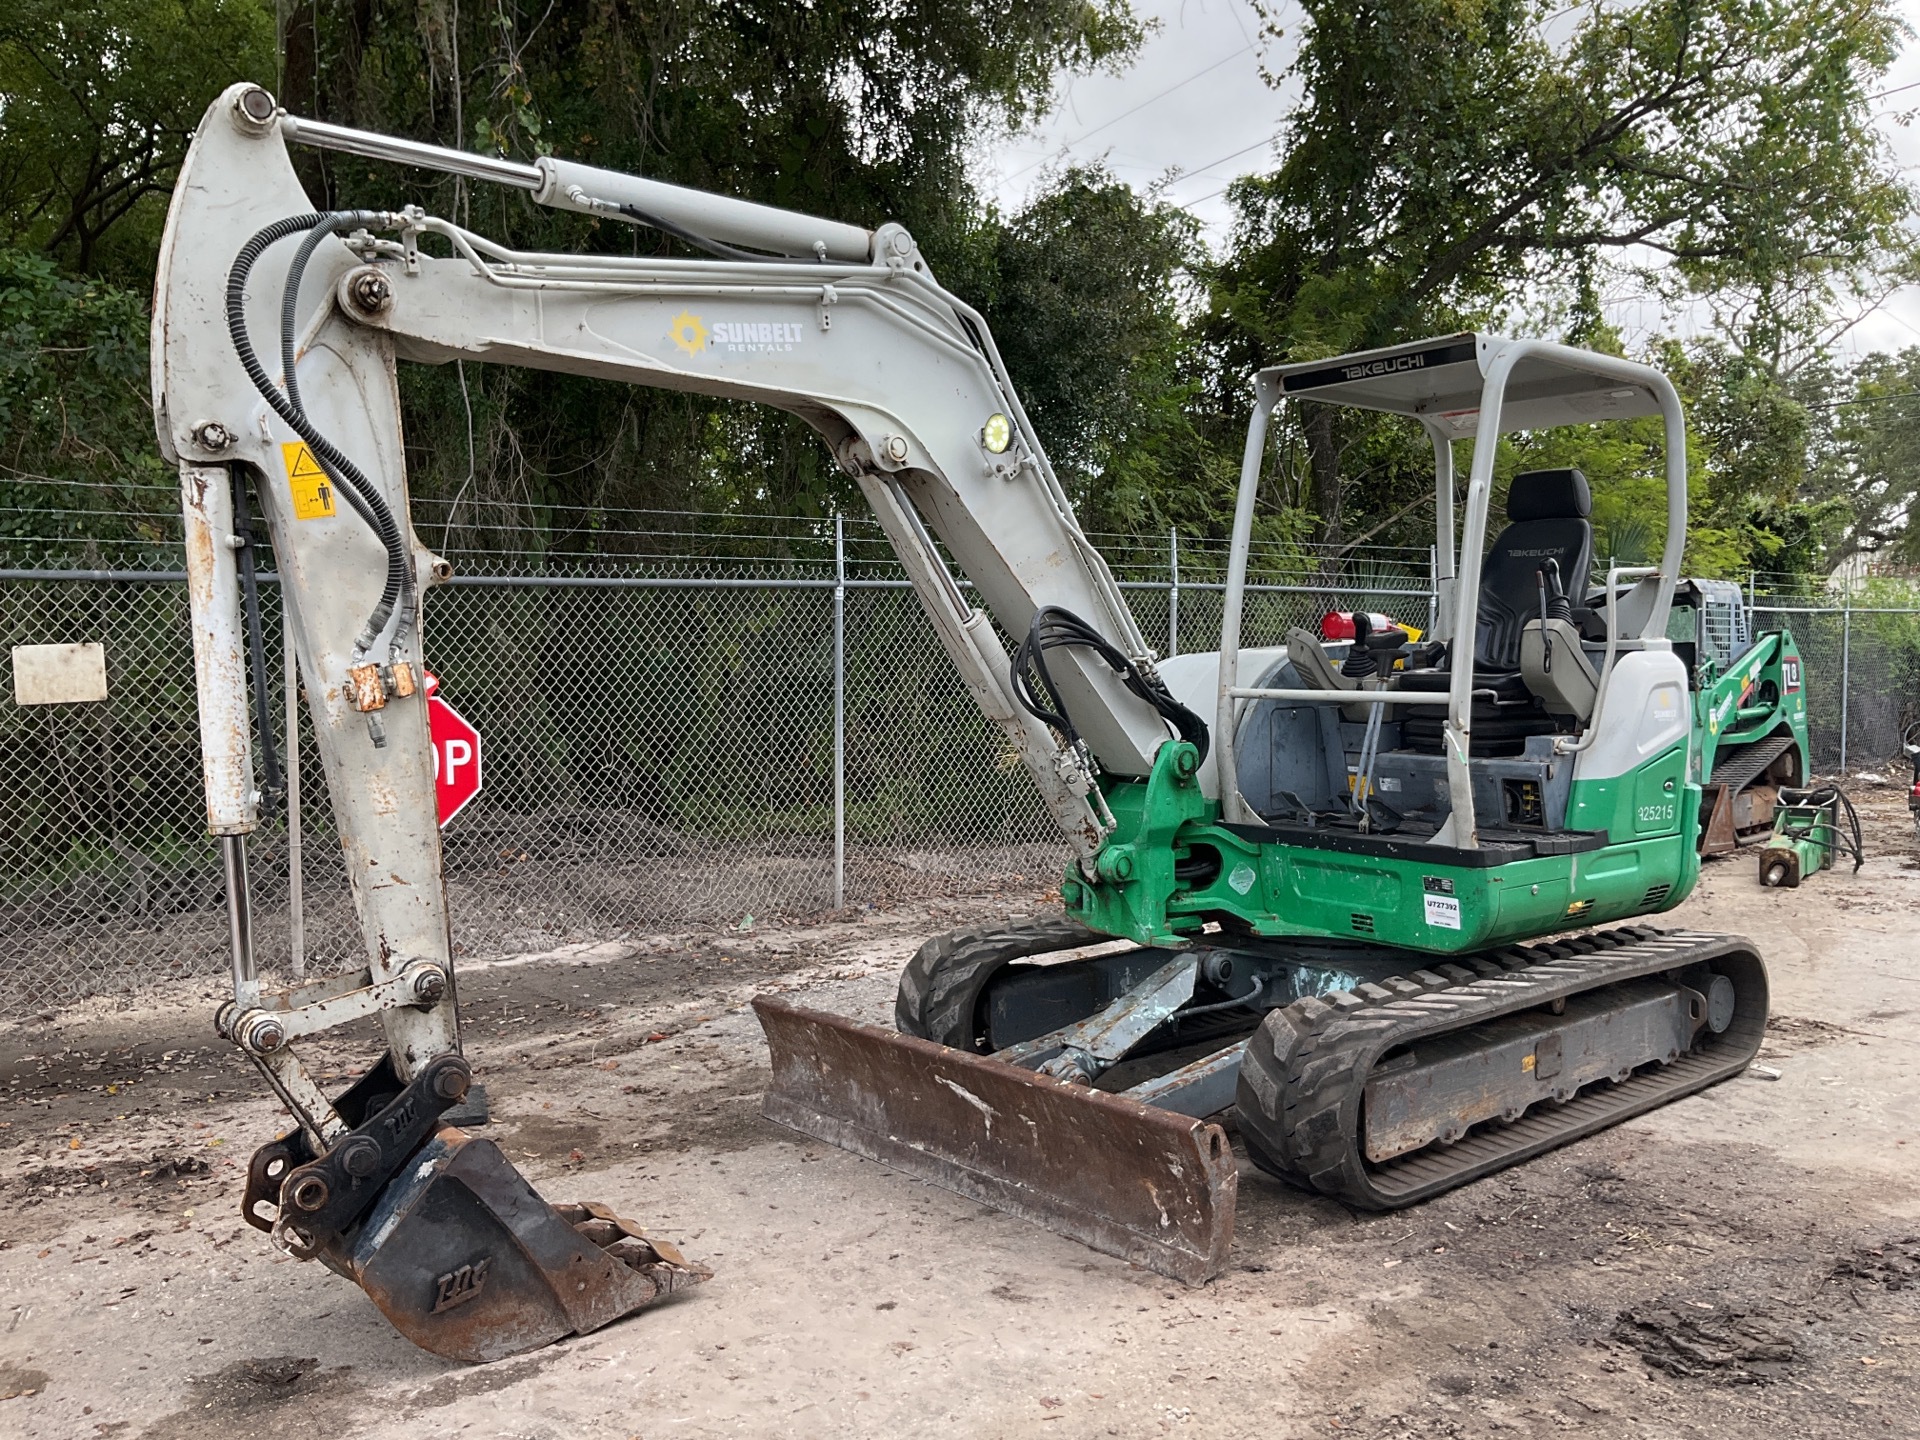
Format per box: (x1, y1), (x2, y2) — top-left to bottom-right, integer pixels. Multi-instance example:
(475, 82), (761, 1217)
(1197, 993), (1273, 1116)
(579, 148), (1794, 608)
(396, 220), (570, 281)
(1011, 605), (1210, 765)
(279, 211), (382, 426)
(229, 466), (285, 814)
(226, 212), (409, 655)
(277, 211), (416, 649)
(1800, 784), (1865, 873)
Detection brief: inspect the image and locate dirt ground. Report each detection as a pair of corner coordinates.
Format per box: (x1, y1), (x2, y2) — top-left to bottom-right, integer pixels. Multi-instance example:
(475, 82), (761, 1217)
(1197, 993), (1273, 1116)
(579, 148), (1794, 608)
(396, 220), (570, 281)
(3, 782), (1918, 1440)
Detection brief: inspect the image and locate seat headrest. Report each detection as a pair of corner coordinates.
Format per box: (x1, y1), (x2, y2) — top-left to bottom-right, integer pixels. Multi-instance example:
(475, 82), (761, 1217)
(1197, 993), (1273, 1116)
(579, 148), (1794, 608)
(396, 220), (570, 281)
(1505, 468), (1591, 522)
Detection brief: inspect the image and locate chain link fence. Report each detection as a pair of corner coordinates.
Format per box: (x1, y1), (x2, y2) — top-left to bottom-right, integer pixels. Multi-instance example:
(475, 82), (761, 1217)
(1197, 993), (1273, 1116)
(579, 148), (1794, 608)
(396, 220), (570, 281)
(18, 504), (1911, 1023)
(1, 512), (1435, 1017)
(1749, 571), (1920, 773)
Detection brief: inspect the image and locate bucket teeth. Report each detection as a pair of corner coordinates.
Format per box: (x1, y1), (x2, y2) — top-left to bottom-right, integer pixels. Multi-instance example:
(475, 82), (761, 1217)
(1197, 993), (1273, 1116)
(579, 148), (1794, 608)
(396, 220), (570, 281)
(552, 1200), (711, 1289)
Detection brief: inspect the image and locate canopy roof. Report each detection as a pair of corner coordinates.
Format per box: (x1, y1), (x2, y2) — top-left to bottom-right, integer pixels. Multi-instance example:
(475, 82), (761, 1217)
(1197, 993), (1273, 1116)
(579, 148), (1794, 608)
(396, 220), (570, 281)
(1260, 333), (1665, 436)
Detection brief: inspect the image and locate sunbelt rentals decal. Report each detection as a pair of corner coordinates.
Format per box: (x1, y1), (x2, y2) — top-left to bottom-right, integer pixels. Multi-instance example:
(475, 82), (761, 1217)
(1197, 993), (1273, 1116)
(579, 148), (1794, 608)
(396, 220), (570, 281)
(670, 310), (804, 356)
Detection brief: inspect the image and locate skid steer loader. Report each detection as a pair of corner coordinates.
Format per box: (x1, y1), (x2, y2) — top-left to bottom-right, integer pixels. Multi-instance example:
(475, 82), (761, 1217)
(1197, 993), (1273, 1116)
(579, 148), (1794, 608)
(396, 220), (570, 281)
(154, 85), (1768, 1358)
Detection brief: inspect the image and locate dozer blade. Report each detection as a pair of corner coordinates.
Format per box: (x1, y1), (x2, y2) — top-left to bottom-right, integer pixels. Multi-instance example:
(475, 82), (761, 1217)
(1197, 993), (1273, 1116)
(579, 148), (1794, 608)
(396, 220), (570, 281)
(319, 1128), (706, 1363)
(754, 997), (1236, 1284)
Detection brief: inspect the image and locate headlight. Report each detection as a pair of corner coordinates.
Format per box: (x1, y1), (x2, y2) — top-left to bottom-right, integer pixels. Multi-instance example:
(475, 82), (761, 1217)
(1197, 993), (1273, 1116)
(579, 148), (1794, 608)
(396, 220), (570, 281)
(980, 412), (1013, 455)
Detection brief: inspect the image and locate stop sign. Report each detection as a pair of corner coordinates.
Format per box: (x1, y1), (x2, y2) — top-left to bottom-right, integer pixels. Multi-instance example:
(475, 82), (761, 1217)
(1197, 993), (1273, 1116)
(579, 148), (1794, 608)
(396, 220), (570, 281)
(422, 672), (482, 827)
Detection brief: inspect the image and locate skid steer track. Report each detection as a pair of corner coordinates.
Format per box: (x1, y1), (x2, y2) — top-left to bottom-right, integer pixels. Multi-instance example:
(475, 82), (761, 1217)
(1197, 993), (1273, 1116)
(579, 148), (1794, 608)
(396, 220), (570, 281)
(1236, 926), (1769, 1209)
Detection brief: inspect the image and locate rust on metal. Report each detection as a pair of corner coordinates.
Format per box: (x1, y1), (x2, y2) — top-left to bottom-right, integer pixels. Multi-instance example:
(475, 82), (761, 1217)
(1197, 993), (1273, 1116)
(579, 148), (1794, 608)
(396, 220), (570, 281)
(1700, 784), (1737, 854)
(1360, 979), (1694, 1163)
(345, 662), (387, 712)
(388, 661), (417, 699)
(753, 997), (1236, 1285)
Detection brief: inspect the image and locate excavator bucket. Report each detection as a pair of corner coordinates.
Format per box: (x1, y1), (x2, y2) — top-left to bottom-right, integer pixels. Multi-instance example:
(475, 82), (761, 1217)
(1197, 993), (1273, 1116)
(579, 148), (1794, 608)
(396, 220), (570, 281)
(322, 1130), (705, 1362)
(242, 1058), (707, 1363)
(753, 997), (1236, 1284)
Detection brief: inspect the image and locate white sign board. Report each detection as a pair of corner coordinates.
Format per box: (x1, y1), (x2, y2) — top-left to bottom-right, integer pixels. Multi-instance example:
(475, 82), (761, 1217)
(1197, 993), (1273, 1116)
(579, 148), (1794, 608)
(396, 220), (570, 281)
(11, 643), (108, 705)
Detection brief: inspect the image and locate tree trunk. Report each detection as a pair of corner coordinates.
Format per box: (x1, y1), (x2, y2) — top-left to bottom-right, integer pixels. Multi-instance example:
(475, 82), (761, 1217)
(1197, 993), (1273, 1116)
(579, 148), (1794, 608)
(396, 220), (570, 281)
(1305, 404), (1343, 554)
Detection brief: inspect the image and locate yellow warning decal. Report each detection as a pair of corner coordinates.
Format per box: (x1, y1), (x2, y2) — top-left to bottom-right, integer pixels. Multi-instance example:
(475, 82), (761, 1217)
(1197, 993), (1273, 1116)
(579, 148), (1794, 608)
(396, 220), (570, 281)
(281, 441), (336, 520)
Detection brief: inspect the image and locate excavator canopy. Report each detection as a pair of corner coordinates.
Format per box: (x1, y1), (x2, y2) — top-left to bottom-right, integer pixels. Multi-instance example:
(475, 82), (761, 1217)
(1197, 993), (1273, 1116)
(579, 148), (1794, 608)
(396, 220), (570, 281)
(1262, 332), (1666, 436)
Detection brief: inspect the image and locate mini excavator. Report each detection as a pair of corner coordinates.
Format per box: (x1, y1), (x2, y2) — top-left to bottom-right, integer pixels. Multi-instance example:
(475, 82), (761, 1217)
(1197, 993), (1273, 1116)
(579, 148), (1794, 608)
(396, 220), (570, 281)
(155, 85), (1775, 1358)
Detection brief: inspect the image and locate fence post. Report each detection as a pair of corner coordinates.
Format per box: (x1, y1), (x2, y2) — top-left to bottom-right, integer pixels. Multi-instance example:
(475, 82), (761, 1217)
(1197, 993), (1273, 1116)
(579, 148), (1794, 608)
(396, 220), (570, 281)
(1428, 546), (1438, 634)
(833, 515), (846, 910)
(1839, 581), (1852, 775)
(284, 586), (305, 979)
(1167, 526), (1180, 658)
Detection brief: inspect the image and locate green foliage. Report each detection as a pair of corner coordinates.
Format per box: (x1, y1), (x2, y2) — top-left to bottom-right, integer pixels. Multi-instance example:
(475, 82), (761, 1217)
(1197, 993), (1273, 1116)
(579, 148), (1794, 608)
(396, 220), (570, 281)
(0, 0), (275, 281)
(0, 247), (175, 562)
(1815, 350), (1920, 565)
(266, 0), (1146, 533)
(968, 165), (1231, 537)
(1491, 331), (1829, 578)
(1208, 0), (1912, 547)
(0, 0), (1915, 596)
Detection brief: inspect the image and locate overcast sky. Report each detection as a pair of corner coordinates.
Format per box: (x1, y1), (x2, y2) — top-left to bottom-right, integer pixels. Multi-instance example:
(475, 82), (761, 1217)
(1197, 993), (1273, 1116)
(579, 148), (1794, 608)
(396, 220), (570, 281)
(969, 0), (1920, 361)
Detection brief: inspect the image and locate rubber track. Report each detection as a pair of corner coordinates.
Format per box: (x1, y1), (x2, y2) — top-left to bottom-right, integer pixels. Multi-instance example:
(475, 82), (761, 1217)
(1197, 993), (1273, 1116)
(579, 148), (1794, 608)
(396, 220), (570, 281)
(894, 913), (1101, 1050)
(1235, 926), (1768, 1210)
(1709, 732), (1795, 796)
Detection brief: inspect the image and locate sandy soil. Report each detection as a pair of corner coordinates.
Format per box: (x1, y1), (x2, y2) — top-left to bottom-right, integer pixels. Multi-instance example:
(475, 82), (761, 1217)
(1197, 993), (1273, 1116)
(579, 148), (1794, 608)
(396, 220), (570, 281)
(2, 786), (1918, 1439)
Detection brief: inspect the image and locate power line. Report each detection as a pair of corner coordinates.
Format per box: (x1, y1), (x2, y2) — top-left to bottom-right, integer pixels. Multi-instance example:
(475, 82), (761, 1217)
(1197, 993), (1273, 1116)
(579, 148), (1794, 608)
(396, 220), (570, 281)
(1166, 129), (1289, 212)
(1809, 389), (1920, 409)
(1001, 44), (1255, 184)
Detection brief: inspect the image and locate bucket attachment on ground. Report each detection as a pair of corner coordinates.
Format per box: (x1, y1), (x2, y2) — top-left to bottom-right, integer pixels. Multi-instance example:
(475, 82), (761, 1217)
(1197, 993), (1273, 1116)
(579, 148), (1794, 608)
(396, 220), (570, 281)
(753, 996), (1237, 1284)
(328, 1128), (705, 1362)
(242, 1053), (706, 1363)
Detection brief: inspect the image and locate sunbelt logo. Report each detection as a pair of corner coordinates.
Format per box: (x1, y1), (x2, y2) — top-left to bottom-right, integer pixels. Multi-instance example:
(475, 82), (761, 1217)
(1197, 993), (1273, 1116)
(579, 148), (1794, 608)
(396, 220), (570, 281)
(669, 310), (803, 356)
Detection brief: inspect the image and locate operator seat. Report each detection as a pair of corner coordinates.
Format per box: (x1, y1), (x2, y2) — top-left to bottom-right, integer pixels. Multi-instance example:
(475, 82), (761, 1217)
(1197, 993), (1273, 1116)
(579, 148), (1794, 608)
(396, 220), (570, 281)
(1399, 468), (1593, 755)
(1469, 468), (1594, 671)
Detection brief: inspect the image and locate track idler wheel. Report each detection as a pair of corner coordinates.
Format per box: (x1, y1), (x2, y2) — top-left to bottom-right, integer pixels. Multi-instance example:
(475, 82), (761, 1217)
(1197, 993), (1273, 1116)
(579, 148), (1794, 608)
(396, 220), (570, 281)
(895, 913), (1100, 1049)
(325, 1127), (707, 1363)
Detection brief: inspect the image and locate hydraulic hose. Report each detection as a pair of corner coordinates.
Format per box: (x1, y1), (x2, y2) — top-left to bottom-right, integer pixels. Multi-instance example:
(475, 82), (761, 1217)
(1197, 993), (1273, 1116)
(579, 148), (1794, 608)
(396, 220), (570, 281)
(277, 211), (417, 650)
(1011, 605), (1210, 765)
(226, 211), (410, 657)
(230, 466), (286, 813)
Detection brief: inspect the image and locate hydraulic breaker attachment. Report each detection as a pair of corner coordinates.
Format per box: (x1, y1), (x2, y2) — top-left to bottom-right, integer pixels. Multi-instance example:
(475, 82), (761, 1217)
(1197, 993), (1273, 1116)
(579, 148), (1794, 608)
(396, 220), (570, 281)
(1758, 786), (1862, 888)
(753, 996), (1237, 1284)
(242, 1057), (706, 1362)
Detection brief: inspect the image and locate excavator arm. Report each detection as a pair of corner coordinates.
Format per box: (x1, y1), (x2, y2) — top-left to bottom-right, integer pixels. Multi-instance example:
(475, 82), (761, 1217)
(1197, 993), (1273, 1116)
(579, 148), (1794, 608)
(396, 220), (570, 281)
(153, 84), (1198, 1358)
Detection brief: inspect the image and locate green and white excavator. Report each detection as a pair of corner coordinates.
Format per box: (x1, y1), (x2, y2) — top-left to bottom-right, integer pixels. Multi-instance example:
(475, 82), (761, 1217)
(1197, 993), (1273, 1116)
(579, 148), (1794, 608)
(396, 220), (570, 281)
(761, 344), (1798, 1281)
(155, 85), (1785, 1361)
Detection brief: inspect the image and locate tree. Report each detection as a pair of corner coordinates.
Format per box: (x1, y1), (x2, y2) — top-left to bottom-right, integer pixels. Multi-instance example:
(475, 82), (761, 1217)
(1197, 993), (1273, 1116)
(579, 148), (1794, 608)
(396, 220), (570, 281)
(0, 0), (275, 281)
(1812, 351), (1920, 566)
(971, 166), (1228, 539)
(1208, 0), (1913, 549)
(0, 248), (174, 564)
(264, 0), (1148, 546)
